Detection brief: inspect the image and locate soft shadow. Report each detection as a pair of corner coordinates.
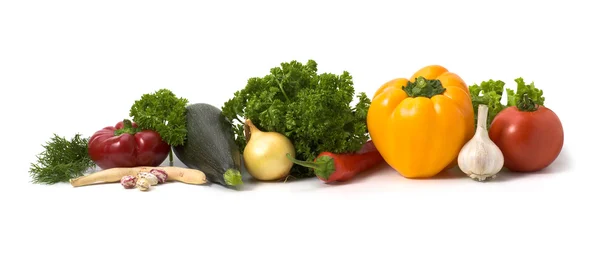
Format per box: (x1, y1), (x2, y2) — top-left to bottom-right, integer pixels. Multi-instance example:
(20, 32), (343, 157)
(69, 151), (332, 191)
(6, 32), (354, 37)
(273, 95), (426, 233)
(494, 148), (572, 182)
(299, 161), (468, 187)
(429, 166), (468, 180)
(380, 166), (468, 182)
(301, 161), (395, 187)
(163, 152), (257, 192)
(235, 158), (319, 190)
(336, 161), (393, 185)
(359, 161), (393, 178)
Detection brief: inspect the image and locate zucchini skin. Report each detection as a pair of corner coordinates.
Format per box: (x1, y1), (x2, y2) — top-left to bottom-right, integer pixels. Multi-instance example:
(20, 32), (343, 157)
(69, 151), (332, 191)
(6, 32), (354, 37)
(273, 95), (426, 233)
(173, 103), (243, 188)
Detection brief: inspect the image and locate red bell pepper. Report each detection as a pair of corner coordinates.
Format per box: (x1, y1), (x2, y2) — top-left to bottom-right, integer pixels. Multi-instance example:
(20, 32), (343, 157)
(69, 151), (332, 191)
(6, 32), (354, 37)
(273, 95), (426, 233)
(286, 140), (385, 183)
(88, 119), (170, 170)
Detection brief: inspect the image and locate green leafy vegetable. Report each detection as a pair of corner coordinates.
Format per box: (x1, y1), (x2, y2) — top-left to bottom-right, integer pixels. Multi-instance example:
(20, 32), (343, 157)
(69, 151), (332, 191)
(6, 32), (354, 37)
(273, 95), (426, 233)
(469, 79), (507, 129)
(129, 88), (189, 164)
(469, 77), (546, 128)
(222, 60), (371, 178)
(506, 77), (545, 111)
(29, 134), (95, 184)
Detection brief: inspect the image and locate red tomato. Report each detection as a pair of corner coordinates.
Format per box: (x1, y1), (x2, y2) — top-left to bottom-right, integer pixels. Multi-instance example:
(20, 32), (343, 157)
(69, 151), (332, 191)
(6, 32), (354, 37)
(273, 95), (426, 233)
(489, 106), (564, 172)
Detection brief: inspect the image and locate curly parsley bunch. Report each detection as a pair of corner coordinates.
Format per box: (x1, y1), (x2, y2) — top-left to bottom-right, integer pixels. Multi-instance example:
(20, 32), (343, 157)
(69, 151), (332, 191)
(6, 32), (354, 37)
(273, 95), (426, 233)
(222, 60), (371, 178)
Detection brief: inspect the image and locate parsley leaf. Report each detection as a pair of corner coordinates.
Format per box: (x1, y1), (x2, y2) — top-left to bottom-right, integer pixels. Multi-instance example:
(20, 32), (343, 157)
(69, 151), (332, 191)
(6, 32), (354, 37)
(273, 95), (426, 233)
(129, 89), (189, 147)
(469, 77), (547, 127)
(129, 89), (189, 164)
(469, 79), (507, 129)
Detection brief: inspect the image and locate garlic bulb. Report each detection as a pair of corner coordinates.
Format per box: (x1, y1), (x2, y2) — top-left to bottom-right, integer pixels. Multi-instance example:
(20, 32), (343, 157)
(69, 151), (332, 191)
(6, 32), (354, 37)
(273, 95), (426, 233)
(458, 104), (504, 181)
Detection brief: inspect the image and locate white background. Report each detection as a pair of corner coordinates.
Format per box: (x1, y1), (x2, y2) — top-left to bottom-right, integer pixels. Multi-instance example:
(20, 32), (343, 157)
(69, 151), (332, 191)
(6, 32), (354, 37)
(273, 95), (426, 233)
(1, 0), (598, 255)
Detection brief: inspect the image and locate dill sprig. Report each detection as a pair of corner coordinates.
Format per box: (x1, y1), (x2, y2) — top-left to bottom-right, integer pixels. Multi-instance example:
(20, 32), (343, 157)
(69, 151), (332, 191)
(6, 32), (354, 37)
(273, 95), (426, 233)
(29, 133), (96, 184)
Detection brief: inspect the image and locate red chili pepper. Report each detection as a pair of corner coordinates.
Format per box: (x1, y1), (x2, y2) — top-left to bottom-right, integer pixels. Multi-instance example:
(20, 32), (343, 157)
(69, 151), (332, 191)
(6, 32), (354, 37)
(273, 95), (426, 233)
(88, 119), (170, 169)
(286, 140), (384, 183)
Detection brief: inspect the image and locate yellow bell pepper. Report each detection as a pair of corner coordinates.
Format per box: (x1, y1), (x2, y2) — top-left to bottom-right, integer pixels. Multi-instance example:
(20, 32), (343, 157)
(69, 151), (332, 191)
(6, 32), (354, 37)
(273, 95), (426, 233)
(367, 65), (474, 178)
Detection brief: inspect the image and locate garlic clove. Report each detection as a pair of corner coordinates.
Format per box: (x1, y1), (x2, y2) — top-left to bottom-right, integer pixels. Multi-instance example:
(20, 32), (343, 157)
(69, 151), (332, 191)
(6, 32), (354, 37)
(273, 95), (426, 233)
(458, 104), (505, 182)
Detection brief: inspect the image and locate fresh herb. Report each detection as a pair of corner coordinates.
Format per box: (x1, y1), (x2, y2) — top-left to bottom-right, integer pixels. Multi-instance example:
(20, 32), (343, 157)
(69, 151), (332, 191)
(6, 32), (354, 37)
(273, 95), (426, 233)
(506, 77), (545, 111)
(222, 60), (371, 178)
(469, 79), (507, 129)
(469, 77), (546, 128)
(129, 88), (189, 164)
(29, 134), (95, 184)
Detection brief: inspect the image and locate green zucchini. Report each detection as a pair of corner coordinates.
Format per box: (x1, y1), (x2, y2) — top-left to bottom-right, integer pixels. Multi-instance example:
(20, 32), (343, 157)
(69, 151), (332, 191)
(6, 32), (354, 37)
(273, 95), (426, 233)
(173, 103), (243, 188)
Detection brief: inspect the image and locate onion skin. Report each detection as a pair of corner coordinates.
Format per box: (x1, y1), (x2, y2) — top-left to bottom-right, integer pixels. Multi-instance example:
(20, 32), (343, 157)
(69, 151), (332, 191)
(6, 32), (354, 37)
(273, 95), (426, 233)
(243, 119), (295, 181)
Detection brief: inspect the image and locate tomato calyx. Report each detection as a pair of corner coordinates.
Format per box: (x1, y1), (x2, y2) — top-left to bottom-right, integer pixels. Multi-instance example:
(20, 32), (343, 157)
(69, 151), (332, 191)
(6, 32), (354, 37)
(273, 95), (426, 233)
(516, 93), (539, 112)
(402, 76), (446, 98)
(507, 77), (545, 112)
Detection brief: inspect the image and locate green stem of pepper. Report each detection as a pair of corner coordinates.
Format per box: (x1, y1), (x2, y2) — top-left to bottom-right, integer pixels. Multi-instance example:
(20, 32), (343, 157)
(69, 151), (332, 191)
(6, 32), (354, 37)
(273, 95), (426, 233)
(286, 153), (336, 180)
(114, 119), (140, 136)
(402, 76), (446, 98)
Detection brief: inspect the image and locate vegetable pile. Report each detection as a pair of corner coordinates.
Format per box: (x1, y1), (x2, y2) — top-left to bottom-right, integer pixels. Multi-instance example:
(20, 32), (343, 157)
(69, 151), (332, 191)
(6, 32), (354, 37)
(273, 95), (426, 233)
(367, 65), (475, 179)
(462, 77), (563, 178)
(475, 78), (563, 173)
(28, 59), (565, 190)
(222, 60), (371, 178)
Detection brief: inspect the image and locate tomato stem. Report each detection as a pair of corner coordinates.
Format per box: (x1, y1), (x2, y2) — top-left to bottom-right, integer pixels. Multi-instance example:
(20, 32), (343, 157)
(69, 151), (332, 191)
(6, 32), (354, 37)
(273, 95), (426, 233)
(517, 93), (538, 112)
(402, 76), (446, 98)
